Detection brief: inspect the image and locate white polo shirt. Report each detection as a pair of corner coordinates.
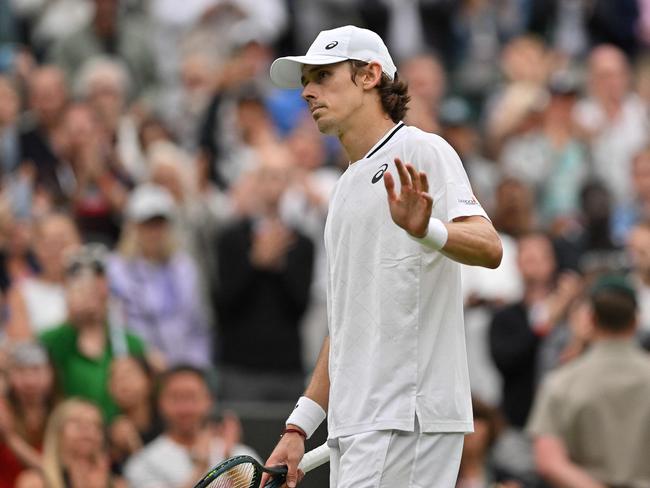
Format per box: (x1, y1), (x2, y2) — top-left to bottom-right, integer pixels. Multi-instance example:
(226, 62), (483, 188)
(324, 122), (488, 439)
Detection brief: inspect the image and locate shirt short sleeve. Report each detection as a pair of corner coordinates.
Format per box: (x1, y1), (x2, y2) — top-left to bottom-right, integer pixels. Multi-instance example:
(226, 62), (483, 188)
(408, 133), (490, 223)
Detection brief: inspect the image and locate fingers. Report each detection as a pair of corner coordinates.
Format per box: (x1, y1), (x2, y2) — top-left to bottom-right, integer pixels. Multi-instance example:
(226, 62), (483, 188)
(420, 171), (429, 194)
(259, 472), (271, 487)
(394, 159), (430, 197)
(383, 172), (397, 202)
(406, 164), (421, 193)
(394, 158), (411, 188)
(285, 454), (301, 488)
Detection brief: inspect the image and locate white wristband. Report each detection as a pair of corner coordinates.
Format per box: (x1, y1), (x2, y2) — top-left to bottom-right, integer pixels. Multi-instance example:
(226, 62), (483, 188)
(286, 396), (326, 439)
(408, 218), (448, 250)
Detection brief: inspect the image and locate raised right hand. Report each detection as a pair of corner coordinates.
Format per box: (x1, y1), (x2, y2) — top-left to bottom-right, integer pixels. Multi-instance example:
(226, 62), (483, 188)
(259, 430), (305, 488)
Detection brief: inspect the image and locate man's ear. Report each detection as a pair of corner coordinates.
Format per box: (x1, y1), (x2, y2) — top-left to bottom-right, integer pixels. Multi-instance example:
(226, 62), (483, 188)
(361, 62), (383, 90)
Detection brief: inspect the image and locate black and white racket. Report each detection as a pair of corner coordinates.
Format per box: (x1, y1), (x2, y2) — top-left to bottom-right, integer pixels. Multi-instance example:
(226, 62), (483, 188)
(193, 443), (329, 488)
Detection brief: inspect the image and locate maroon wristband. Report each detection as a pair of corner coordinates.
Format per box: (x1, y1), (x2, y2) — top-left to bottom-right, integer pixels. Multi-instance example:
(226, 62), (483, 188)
(282, 427), (307, 440)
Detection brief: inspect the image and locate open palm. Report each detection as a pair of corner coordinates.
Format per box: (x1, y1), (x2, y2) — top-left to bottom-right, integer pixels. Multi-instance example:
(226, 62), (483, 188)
(383, 158), (433, 238)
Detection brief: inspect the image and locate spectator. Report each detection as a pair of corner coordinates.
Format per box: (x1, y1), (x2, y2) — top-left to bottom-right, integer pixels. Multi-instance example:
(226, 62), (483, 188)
(485, 35), (552, 156)
(554, 181), (627, 275)
(124, 365), (256, 488)
(147, 142), (234, 329)
(612, 145), (650, 243)
(5, 212), (80, 339)
(108, 183), (212, 368)
(626, 222), (650, 348)
(75, 56), (144, 185)
(573, 44), (649, 205)
(215, 149), (314, 401)
(159, 53), (219, 154)
(401, 52), (446, 134)
(18, 65), (72, 210)
(490, 233), (582, 429)
(528, 275), (650, 488)
(489, 232), (582, 485)
(0, 342), (56, 488)
(49, 0), (158, 100)
(108, 356), (161, 474)
(282, 119), (339, 370)
(39, 244), (147, 421)
(59, 103), (130, 245)
(23, 398), (126, 488)
(501, 71), (588, 228)
(491, 178), (536, 239)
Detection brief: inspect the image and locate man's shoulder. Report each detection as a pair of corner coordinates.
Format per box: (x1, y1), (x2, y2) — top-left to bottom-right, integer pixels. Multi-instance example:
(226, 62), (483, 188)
(401, 125), (447, 148)
(542, 354), (594, 393)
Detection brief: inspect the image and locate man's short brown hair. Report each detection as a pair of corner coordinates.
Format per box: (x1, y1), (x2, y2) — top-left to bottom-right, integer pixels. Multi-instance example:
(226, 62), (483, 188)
(349, 61), (410, 123)
(590, 276), (637, 332)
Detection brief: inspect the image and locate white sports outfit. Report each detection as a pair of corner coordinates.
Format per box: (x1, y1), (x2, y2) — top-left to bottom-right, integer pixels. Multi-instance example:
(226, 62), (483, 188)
(324, 121), (489, 442)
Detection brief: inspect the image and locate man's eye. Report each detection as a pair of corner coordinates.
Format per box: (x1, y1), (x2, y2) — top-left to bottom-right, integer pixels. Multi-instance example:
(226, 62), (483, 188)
(318, 71), (329, 80)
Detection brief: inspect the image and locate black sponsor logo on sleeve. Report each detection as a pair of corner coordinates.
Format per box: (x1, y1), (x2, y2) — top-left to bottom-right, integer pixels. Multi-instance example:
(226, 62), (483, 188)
(372, 163), (389, 184)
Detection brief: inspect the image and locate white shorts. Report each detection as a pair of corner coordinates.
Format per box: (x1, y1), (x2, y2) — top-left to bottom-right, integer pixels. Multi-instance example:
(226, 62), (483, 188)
(328, 425), (464, 488)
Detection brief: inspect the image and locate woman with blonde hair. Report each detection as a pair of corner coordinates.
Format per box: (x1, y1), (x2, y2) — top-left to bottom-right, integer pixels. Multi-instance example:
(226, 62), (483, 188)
(19, 398), (125, 488)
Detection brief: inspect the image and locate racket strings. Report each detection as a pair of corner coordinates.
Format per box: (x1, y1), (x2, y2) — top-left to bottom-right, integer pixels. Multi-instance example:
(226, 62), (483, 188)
(204, 462), (258, 488)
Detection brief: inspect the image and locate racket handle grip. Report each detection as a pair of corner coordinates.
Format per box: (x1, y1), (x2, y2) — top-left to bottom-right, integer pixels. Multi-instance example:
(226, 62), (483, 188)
(298, 443), (329, 473)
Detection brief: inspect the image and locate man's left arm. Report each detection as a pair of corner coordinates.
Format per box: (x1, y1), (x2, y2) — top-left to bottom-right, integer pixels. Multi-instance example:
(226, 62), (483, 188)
(440, 215), (502, 268)
(384, 158), (502, 269)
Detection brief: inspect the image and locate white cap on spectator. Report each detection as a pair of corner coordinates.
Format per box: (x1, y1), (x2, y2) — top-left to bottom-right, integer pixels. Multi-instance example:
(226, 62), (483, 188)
(270, 25), (397, 89)
(126, 184), (176, 222)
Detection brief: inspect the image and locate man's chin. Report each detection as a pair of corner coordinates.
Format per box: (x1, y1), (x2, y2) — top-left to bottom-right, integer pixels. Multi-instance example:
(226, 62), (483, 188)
(314, 117), (337, 135)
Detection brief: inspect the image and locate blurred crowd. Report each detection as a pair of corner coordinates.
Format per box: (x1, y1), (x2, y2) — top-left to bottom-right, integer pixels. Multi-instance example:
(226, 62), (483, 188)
(0, 0), (650, 487)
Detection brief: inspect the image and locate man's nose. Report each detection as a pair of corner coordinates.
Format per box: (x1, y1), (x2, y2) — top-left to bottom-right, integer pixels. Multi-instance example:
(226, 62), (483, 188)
(301, 82), (316, 101)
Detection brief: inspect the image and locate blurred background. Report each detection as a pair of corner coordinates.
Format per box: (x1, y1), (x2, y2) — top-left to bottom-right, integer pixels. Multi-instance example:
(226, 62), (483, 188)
(0, 0), (649, 487)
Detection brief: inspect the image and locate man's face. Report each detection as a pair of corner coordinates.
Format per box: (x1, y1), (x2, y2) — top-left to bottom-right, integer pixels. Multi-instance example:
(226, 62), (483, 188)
(66, 273), (108, 325)
(300, 62), (365, 135)
(159, 373), (212, 437)
(517, 234), (556, 285)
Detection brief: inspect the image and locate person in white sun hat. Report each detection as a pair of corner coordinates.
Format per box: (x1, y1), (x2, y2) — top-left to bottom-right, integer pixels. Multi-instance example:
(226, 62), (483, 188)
(262, 25), (503, 488)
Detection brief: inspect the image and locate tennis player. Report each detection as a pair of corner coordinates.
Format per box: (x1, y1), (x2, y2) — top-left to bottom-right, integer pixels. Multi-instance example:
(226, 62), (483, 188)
(262, 25), (503, 488)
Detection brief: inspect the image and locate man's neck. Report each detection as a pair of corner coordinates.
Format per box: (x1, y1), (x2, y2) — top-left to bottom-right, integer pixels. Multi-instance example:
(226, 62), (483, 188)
(76, 321), (107, 358)
(338, 108), (397, 163)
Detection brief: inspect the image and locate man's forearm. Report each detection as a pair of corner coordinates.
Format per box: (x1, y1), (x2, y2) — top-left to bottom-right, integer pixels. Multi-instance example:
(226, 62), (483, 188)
(541, 460), (606, 488)
(303, 336), (330, 411)
(441, 217), (502, 269)
(535, 436), (607, 488)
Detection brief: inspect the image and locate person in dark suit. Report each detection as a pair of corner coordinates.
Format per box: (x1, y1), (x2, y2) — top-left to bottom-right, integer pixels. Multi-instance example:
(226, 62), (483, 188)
(214, 147), (314, 402)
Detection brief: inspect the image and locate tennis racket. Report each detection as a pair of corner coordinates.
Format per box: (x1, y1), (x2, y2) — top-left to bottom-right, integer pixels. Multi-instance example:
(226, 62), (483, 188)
(193, 442), (329, 488)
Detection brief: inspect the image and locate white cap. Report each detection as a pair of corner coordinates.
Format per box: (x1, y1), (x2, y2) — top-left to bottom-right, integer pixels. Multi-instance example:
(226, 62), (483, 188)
(126, 184), (176, 222)
(270, 25), (397, 89)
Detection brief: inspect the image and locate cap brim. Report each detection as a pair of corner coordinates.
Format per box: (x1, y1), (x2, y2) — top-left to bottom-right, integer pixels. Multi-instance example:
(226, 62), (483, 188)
(270, 54), (349, 89)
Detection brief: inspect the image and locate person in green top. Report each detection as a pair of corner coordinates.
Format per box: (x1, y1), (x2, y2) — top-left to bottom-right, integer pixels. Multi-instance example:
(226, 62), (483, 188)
(39, 244), (147, 422)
